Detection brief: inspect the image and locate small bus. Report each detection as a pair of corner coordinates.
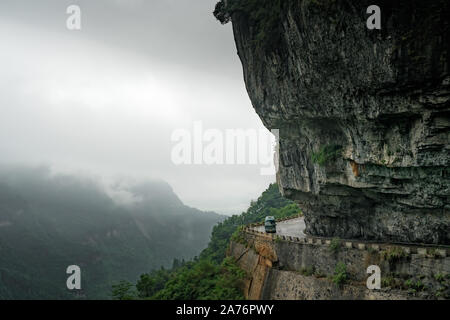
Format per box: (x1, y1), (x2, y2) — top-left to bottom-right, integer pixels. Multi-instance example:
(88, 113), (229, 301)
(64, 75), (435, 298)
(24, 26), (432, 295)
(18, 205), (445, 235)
(264, 216), (276, 233)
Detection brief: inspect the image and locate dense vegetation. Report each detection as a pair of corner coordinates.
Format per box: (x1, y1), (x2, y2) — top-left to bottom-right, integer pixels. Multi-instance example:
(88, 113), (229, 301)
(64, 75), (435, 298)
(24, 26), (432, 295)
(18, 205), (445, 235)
(112, 183), (302, 300)
(0, 166), (223, 299)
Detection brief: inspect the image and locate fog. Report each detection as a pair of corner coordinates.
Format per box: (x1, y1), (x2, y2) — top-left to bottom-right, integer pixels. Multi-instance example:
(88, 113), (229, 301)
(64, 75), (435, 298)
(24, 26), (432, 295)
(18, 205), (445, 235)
(0, 0), (275, 214)
(0, 164), (225, 299)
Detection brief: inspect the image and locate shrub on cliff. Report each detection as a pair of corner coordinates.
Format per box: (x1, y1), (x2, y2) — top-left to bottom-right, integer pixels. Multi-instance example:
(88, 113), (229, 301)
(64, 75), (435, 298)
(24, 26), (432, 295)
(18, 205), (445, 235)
(329, 237), (342, 253)
(311, 144), (343, 166)
(380, 247), (408, 263)
(332, 262), (348, 287)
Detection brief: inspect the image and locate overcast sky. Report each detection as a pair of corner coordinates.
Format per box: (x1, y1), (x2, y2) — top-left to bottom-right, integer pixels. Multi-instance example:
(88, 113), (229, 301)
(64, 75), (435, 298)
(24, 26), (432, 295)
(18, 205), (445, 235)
(0, 0), (275, 214)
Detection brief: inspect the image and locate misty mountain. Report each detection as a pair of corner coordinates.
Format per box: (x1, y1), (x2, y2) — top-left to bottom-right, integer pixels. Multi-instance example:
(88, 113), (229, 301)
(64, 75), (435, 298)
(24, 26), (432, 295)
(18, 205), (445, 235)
(0, 166), (224, 299)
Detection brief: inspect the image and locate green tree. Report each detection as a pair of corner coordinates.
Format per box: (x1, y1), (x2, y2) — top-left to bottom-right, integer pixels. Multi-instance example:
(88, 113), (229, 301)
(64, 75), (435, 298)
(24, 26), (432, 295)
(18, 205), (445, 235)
(111, 281), (137, 300)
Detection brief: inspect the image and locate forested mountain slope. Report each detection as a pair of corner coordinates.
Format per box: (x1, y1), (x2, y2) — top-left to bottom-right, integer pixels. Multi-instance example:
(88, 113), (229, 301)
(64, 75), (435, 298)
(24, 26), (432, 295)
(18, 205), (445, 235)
(0, 166), (223, 299)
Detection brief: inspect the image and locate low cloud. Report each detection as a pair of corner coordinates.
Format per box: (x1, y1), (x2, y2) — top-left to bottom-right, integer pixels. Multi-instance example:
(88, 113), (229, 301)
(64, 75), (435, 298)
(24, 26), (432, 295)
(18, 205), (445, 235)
(0, 0), (275, 214)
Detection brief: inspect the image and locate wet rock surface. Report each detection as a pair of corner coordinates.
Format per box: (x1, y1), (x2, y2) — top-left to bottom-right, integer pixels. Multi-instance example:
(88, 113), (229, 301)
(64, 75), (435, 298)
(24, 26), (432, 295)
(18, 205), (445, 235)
(229, 0), (450, 244)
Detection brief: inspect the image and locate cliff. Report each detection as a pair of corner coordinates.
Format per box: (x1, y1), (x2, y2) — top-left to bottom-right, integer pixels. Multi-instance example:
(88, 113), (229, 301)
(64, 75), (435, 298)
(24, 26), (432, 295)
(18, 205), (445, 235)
(218, 0), (450, 244)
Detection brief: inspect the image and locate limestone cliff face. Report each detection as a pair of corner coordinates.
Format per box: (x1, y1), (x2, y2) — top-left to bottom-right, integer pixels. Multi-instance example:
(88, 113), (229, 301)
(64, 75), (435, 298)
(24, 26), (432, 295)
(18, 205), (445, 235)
(227, 0), (450, 244)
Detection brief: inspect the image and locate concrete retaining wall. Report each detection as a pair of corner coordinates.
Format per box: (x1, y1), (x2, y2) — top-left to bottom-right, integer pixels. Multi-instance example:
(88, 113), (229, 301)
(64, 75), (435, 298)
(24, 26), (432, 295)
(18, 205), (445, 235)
(227, 221), (450, 300)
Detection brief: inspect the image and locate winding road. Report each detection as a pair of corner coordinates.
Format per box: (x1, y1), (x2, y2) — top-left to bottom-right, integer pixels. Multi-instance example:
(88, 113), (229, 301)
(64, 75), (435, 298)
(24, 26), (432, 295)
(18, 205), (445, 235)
(254, 217), (306, 238)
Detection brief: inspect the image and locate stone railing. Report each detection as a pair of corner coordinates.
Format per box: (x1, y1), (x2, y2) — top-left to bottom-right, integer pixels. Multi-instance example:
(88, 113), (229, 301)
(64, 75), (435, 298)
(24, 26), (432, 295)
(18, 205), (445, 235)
(243, 222), (449, 257)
